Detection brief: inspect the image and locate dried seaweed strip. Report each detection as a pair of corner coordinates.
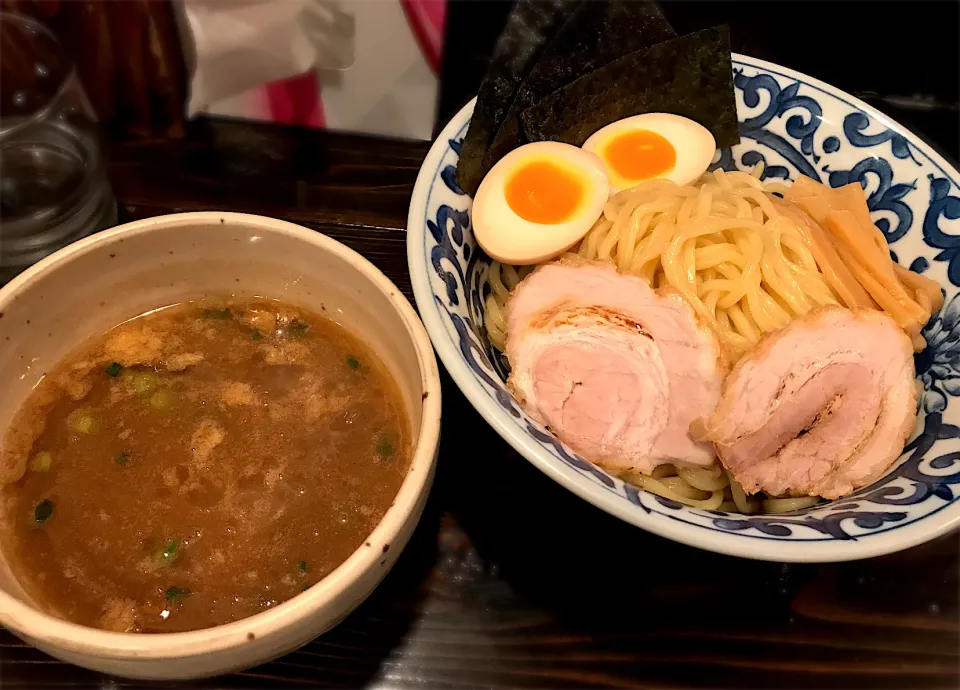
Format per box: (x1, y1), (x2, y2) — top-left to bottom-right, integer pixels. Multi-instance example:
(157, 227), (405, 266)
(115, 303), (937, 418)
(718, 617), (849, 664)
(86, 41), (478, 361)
(483, 0), (676, 174)
(454, 0), (579, 196)
(520, 26), (740, 150)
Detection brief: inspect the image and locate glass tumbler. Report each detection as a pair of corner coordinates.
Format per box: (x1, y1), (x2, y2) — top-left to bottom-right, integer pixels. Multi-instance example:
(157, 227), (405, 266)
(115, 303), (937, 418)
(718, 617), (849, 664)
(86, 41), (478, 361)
(0, 11), (117, 283)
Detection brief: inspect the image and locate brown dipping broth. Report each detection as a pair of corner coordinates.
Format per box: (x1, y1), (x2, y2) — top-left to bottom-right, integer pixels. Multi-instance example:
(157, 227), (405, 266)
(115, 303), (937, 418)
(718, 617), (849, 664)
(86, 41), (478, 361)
(0, 300), (411, 633)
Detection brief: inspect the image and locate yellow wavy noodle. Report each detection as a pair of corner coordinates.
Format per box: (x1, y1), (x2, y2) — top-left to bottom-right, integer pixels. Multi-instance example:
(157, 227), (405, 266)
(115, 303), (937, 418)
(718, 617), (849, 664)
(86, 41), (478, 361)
(569, 174), (841, 360)
(620, 465), (821, 514)
(484, 263), (533, 351)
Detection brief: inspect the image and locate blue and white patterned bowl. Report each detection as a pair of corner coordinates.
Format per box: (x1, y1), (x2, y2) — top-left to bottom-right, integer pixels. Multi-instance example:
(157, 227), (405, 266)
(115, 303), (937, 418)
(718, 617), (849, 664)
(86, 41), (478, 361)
(407, 55), (960, 562)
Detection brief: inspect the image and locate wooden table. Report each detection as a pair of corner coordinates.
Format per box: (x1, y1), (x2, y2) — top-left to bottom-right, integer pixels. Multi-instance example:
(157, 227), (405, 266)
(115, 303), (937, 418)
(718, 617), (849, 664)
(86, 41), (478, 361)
(1, 118), (957, 688)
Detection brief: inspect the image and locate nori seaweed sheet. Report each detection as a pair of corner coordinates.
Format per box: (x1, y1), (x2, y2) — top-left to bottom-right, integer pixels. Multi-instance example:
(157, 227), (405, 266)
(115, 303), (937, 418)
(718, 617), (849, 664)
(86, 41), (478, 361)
(454, 0), (579, 197)
(482, 1), (676, 175)
(519, 26), (740, 150)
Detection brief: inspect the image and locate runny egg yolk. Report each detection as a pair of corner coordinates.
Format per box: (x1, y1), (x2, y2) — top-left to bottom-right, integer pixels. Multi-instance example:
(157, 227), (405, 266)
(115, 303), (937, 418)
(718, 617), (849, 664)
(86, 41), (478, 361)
(604, 130), (676, 182)
(504, 159), (583, 224)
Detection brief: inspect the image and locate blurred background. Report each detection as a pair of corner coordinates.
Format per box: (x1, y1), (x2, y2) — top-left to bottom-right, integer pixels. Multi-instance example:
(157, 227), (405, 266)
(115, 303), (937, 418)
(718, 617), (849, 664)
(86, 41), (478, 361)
(0, 0), (956, 159)
(1, 0), (188, 139)
(1, 0), (446, 141)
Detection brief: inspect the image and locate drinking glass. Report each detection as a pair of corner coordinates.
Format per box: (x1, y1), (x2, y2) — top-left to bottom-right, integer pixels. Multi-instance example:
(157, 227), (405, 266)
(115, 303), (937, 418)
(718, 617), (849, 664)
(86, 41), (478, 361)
(0, 11), (117, 283)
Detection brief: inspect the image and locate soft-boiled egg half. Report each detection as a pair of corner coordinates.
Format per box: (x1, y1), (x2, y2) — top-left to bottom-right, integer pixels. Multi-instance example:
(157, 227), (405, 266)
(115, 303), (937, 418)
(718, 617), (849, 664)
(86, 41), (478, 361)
(473, 141), (609, 265)
(582, 113), (716, 193)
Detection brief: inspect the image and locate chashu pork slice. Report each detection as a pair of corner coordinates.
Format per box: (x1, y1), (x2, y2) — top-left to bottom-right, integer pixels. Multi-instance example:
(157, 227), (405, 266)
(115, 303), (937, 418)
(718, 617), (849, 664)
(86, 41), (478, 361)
(505, 261), (724, 474)
(697, 307), (917, 500)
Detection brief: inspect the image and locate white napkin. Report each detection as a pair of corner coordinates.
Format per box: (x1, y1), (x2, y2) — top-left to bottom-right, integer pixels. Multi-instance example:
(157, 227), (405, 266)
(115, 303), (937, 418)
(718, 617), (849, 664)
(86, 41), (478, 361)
(176, 0), (356, 116)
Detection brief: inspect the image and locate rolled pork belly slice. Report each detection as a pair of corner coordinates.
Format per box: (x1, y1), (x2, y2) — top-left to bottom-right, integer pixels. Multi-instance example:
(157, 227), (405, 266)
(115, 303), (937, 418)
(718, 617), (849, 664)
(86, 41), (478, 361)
(696, 307), (917, 500)
(506, 260), (724, 475)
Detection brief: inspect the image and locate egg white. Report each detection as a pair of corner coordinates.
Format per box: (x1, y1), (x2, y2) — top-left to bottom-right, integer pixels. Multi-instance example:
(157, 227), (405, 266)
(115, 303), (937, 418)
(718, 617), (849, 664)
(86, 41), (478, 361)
(472, 142), (609, 266)
(582, 113), (717, 193)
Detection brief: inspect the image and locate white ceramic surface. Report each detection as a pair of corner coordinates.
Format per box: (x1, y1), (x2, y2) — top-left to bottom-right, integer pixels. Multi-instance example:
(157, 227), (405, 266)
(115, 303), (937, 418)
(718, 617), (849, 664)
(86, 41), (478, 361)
(407, 55), (960, 562)
(0, 212), (442, 679)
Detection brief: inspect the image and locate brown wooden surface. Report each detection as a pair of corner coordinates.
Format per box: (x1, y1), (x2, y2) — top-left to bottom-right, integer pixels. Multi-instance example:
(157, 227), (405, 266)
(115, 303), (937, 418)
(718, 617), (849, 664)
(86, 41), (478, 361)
(0, 118), (958, 688)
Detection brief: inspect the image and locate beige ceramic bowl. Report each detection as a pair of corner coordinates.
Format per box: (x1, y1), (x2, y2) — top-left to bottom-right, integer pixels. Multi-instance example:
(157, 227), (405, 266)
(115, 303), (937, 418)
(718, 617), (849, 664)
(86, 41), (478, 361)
(0, 212), (441, 679)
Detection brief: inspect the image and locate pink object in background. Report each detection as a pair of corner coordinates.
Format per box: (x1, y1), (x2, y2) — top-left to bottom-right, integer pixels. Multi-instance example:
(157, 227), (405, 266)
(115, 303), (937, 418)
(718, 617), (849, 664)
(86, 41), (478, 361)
(400, 0), (447, 75)
(199, 0), (447, 139)
(266, 72), (326, 128)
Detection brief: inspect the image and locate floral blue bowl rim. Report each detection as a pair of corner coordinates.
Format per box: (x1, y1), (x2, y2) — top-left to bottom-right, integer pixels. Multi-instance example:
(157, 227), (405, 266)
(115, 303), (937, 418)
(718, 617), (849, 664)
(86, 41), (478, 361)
(407, 54), (960, 562)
